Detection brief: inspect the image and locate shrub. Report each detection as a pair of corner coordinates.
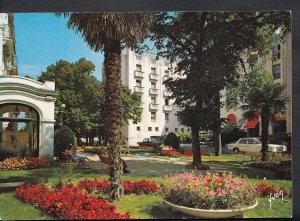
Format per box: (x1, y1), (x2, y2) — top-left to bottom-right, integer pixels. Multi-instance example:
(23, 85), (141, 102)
(254, 182), (290, 198)
(163, 132), (180, 150)
(161, 172), (257, 210)
(0, 157), (48, 170)
(160, 149), (182, 157)
(54, 126), (77, 160)
(77, 178), (159, 195)
(15, 184), (130, 219)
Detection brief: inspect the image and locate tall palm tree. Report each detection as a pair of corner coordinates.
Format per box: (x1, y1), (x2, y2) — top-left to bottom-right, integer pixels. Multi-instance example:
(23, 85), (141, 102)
(241, 69), (287, 161)
(57, 13), (154, 200)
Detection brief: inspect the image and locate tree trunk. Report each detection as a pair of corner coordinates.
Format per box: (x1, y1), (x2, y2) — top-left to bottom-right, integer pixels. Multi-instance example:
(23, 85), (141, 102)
(104, 39), (124, 200)
(214, 133), (222, 156)
(261, 113), (269, 161)
(191, 125), (201, 166)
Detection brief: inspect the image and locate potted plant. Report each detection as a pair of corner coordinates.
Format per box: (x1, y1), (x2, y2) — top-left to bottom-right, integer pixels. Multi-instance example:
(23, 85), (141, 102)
(161, 172), (258, 218)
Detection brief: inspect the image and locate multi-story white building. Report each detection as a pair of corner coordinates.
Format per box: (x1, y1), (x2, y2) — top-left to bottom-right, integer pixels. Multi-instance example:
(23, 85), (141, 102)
(220, 32), (292, 137)
(0, 13), (57, 157)
(120, 48), (189, 146)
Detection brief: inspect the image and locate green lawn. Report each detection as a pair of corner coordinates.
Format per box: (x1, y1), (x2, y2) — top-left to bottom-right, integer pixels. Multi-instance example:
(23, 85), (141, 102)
(0, 155), (292, 219)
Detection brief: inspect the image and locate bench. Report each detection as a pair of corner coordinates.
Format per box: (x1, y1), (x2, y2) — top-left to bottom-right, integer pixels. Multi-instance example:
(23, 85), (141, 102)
(62, 152), (85, 166)
(97, 154), (112, 170)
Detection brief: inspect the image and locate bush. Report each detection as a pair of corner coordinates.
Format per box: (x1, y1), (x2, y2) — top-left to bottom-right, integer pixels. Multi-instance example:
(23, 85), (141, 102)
(162, 172), (257, 210)
(163, 132), (180, 150)
(54, 126), (77, 160)
(15, 183), (130, 219)
(0, 157), (48, 170)
(77, 178), (159, 195)
(254, 182), (290, 198)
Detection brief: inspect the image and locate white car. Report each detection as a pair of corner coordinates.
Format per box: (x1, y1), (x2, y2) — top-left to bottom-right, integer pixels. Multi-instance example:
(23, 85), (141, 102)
(227, 137), (287, 153)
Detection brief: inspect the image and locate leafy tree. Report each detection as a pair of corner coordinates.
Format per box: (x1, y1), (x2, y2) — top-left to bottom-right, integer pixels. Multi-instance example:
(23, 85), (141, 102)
(54, 125), (77, 160)
(240, 68), (287, 161)
(39, 59), (142, 147)
(56, 13), (153, 200)
(149, 11), (290, 167)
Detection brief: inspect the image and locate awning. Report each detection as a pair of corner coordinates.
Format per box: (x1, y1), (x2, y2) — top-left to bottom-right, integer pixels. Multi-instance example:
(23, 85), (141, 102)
(244, 116), (259, 129)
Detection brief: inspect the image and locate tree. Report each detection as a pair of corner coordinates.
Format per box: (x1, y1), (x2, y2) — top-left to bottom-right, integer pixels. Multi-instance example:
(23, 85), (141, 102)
(240, 68), (287, 161)
(150, 12), (290, 168)
(56, 13), (153, 200)
(39, 59), (142, 146)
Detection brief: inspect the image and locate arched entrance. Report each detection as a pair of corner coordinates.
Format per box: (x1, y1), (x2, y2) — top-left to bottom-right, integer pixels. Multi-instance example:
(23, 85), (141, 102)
(0, 76), (57, 158)
(0, 103), (39, 155)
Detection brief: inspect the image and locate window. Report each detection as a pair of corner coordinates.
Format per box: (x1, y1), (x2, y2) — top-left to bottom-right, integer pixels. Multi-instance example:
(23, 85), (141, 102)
(165, 113), (169, 120)
(272, 44), (281, 60)
(151, 112), (156, 121)
(151, 97), (156, 104)
(151, 82), (156, 89)
(137, 126), (140, 131)
(165, 127), (169, 132)
(137, 95), (142, 103)
(165, 70), (169, 76)
(136, 79), (142, 87)
(155, 127), (159, 131)
(181, 128), (184, 132)
(136, 64), (142, 72)
(239, 138), (248, 144)
(175, 128), (178, 132)
(148, 127), (152, 131)
(272, 64), (281, 79)
(151, 67), (156, 75)
(165, 99), (169, 105)
(187, 129), (190, 132)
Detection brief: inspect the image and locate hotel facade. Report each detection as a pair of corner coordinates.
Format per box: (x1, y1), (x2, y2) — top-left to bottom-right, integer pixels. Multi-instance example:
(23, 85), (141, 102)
(119, 49), (189, 146)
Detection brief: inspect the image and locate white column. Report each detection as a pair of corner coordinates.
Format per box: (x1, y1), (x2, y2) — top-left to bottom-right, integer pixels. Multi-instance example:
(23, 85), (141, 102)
(0, 28), (3, 75)
(39, 120), (55, 157)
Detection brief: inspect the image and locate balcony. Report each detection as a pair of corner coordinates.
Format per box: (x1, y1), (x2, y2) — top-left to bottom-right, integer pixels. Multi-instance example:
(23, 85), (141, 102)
(163, 90), (172, 97)
(134, 70), (144, 78)
(134, 86), (144, 93)
(149, 103), (159, 110)
(149, 88), (159, 95)
(163, 105), (172, 112)
(163, 76), (170, 82)
(149, 74), (159, 81)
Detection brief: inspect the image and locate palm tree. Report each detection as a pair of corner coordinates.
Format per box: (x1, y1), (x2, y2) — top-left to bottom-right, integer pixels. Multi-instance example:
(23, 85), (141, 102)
(56, 13), (154, 200)
(241, 68), (287, 161)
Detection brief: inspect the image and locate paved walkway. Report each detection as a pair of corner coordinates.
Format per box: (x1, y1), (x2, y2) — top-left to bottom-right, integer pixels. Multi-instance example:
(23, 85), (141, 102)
(80, 153), (277, 179)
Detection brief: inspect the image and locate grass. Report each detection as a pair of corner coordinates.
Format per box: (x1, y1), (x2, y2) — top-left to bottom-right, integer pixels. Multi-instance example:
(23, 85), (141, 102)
(0, 192), (53, 220)
(0, 154), (292, 220)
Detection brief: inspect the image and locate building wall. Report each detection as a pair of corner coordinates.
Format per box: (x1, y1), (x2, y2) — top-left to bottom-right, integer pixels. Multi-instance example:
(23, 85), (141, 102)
(220, 32), (292, 136)
(121, 48), (189, 146)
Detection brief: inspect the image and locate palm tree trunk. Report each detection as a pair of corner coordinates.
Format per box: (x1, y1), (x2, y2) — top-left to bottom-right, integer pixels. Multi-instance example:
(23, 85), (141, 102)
(261, 113), (269, 161)
(104, 39), (124, 200)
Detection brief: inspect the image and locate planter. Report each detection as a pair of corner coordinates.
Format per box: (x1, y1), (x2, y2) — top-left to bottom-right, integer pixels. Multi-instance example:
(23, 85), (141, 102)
(164, 199), (258, 219)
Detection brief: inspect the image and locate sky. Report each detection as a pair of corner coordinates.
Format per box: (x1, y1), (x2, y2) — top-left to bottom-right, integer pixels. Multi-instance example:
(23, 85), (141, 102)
(14, 13), (104, 80)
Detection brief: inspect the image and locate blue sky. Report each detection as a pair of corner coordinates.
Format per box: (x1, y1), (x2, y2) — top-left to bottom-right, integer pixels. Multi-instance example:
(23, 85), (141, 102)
(14, 13), (104, 80)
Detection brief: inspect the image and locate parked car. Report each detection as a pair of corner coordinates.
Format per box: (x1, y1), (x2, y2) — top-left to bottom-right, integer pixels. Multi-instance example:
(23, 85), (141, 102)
(137, 136), (163, 147)
(226, 137), (287, 153)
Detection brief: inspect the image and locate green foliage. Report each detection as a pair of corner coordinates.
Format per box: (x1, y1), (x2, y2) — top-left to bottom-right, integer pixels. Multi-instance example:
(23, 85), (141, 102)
(163, 132), (180, 150)
(38, 58), (142, 143)
(53, 162), (78, 187)
(175, 131), (191, 143)
(54, 125), (77, 160)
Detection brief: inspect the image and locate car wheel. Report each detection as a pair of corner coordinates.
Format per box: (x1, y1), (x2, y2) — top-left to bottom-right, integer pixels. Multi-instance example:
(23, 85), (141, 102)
(233, 148), (239, 154)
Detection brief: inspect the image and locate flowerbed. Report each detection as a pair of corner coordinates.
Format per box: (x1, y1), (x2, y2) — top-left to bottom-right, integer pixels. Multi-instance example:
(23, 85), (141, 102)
(162, 172), (257, 210)
(254, 182), (290, 198)
(15, 183), (130, 219)
(78, 178), (159, 195)
(0, 157), (48, 170)
(160, 149), (182, 157)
